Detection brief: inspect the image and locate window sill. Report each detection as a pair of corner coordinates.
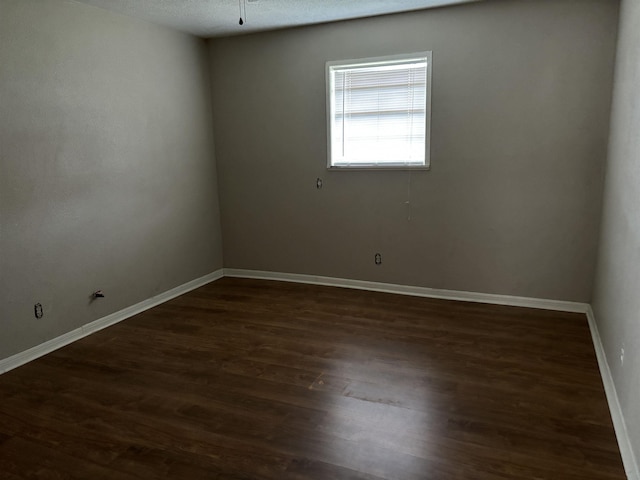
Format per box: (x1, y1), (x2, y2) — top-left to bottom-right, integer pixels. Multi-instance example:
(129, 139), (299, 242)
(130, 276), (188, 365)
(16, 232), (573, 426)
(327, 165), (430, 171)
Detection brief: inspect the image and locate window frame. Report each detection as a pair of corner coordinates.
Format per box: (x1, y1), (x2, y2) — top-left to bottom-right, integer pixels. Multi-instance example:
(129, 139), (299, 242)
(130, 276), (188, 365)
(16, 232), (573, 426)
(325, 51), (433, 171)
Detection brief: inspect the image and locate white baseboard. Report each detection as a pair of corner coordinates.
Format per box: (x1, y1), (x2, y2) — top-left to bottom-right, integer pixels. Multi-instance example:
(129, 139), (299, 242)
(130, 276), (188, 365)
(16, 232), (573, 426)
(0, 269), (587, 376)
(3, 267), (634, 478)
(223, 268), (589, 313)
(226, 269), (638, 477)
(0, 269), (224, 375)
(586, 306), (639, 480)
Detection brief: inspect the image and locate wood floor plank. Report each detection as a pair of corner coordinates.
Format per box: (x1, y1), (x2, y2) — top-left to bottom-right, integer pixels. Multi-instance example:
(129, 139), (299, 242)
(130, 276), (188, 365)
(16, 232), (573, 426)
(0, 278), (626, 479)
(0, 436), (141, 480)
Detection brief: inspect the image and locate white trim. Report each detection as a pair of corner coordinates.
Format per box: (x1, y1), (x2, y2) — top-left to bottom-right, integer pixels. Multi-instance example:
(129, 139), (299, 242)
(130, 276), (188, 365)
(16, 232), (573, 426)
(0, 269), (224, 375)
(2, 266), (635, 477)
(0, 329), (84, 375)
(226, 268), (640, 476)
(223, 269), (588, 313)
(326, 51), (433, 170)
(586, 306), (640, 480)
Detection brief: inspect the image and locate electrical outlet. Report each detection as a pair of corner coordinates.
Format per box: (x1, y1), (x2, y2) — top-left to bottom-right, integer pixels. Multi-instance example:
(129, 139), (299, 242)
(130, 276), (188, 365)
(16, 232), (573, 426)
(375, 253), (382, 265)
(620, 346), (625, 366)
(34, 303), (43, 319)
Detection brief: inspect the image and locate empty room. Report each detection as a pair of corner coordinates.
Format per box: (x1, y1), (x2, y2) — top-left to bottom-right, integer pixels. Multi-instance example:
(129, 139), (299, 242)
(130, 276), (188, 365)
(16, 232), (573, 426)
(1, 0), (639, 478)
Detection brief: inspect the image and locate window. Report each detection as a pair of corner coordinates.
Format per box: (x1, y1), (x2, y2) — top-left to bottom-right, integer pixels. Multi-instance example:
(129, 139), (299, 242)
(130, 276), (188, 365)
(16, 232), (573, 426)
(326, 52), (432, 170)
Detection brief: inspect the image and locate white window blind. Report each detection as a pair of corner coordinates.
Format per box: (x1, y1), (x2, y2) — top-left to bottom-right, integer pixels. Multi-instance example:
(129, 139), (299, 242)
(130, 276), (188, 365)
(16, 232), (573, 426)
(327, 52), (432, 169)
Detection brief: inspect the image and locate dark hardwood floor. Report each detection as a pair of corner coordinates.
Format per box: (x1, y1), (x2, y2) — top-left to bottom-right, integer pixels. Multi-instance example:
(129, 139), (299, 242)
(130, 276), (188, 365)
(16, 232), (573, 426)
(0, 277), (626, 479)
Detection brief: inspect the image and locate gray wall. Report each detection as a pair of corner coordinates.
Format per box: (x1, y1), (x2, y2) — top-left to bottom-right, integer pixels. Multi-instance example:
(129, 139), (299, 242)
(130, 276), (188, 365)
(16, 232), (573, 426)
(209, 0), (618, 302)
(593, 0), (640, 470)
(0, 0), (223, 359)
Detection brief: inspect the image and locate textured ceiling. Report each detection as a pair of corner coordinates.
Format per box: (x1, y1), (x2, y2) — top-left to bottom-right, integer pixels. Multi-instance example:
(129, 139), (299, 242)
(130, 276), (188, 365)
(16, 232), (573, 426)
(71, 0), (480, 38)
